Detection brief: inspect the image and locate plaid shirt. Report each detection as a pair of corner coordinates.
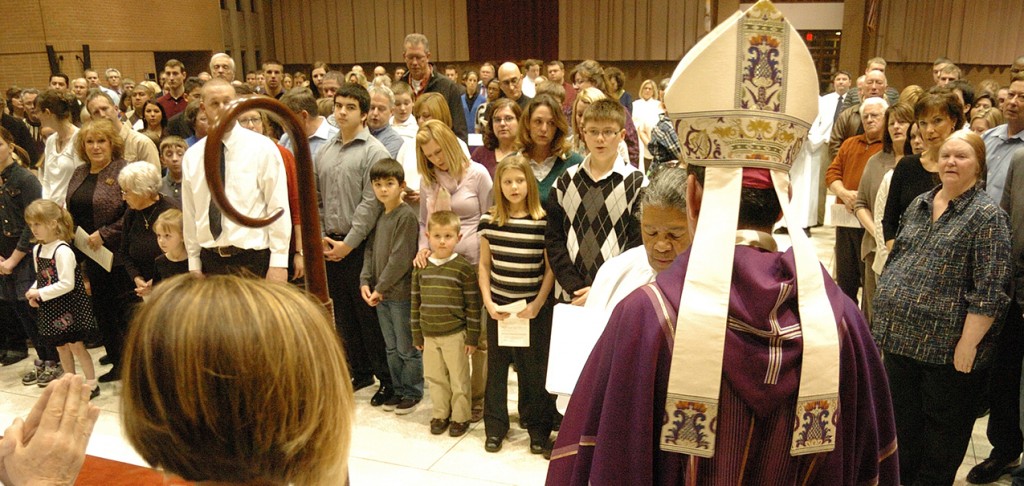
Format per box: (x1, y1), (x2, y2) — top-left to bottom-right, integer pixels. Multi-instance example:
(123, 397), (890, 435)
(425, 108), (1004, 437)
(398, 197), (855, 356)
(647, 113), (681, 169)
(873, 185), (1011, 368)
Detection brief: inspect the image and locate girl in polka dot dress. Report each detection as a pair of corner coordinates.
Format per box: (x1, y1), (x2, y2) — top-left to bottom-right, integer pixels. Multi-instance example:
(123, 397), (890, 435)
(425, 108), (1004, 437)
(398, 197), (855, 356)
(24, 200), (99, 399)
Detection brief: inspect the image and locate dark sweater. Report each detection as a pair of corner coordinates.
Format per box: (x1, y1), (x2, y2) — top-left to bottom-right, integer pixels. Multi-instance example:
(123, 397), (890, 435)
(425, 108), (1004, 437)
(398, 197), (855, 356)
(882, 154), (941, 242)
(121, 197), (180, 281)
(360, 203), (418, 301)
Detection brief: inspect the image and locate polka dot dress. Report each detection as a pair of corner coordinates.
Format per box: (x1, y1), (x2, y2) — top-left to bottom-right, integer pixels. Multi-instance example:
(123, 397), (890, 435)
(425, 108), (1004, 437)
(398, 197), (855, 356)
(34, 243), (97, 347)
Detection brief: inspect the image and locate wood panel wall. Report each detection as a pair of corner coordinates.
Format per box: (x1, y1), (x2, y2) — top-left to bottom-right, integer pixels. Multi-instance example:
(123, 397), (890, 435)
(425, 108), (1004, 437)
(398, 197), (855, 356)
(558, 0), (706, 61)
(271, 0), (470, 64)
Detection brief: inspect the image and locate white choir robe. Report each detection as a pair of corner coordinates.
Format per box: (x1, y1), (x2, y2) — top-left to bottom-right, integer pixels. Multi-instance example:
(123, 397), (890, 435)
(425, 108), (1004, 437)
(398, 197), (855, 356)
(784, 92), (839, 229)
(552, 246), (656, 414)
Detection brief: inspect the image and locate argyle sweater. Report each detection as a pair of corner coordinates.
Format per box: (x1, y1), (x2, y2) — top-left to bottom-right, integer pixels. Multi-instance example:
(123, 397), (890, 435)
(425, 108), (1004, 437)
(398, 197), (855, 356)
(545, 159), (644, 302)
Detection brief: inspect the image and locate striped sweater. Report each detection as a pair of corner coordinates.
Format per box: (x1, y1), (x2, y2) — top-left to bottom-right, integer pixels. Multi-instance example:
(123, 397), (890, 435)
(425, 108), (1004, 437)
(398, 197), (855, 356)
(478, 213), (547, 305)
(410, 254), (481, 346)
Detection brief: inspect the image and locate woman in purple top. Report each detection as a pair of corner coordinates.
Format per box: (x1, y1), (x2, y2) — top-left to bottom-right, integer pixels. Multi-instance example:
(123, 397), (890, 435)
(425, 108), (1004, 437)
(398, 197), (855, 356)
(471, 98), (521, 179)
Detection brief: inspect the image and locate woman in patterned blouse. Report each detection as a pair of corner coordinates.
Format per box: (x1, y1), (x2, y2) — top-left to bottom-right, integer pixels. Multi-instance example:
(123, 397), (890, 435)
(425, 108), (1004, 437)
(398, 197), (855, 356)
(873, 131), (1011, 486)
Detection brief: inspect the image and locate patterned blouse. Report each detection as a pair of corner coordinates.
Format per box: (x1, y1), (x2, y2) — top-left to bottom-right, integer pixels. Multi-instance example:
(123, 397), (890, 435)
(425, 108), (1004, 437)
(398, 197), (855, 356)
(873, 185), (1011, 368)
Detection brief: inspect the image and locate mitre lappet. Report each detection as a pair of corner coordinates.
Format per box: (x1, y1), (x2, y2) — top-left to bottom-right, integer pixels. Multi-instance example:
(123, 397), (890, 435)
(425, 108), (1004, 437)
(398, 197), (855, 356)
(660, 0), (840, 458)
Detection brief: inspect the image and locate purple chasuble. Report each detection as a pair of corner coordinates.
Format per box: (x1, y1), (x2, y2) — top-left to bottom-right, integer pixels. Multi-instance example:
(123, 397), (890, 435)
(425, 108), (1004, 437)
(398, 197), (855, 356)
(546, 245), (899, 485)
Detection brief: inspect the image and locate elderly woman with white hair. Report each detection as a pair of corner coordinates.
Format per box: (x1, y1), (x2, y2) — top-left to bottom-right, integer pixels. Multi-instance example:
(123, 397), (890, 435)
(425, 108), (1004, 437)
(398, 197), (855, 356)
(118, 161), (179, 297)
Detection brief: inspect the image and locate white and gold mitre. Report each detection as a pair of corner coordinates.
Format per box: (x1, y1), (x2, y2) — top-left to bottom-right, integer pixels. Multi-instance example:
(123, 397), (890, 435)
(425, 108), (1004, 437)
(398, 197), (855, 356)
(659, 0), (841, 459)
(664, 0), (819, 171)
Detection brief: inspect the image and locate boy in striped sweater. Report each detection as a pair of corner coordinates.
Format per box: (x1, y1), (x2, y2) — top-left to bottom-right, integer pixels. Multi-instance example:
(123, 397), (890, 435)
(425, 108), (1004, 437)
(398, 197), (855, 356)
(411, 210), (481, 437)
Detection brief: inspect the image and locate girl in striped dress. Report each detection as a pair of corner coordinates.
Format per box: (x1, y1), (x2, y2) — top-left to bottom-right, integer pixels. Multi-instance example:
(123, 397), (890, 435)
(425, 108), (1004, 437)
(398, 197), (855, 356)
(478, 156), (556, 455)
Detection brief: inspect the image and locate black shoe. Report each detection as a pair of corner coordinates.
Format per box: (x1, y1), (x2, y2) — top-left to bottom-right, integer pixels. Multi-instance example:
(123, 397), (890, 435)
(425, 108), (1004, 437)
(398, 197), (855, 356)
(99, 355), (111, 366)
(530, 437), (551, 455)
(89, 386), (100, 400)
(98, 367), (121, 383)
(351, 377), (375, 392)
(430, 418), (450, 435)
(485, 435), (503, 452)
(552, 412), (563, 432)
(0, 350), (28, 366)
(967, 456), (1020, 484)
(85, 340), (103, 349)
(370, 385), (394, 407)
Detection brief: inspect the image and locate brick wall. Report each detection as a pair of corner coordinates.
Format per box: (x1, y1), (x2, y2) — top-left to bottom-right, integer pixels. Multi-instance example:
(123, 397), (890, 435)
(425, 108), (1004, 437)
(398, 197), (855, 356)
(0, 0), (224, 91)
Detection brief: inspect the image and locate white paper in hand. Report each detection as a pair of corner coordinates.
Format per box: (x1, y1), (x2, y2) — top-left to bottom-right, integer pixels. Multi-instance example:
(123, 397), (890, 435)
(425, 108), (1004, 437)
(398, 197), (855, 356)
(73, 227), (113, 272)
(495, 299), (529, 347)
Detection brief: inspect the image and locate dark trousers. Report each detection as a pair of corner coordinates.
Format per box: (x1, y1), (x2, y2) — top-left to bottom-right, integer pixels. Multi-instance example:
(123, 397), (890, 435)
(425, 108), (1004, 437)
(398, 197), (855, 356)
(85, 263), (139, 368)
(886, 352), (988, 486)
(483, 304), (556, 440)
(200, 248), (270, 277)
(325, 244), (390, 386)
(0, 299), (27, 354)
(986, 301), (1024, 461)
(834, 226), (863, 303)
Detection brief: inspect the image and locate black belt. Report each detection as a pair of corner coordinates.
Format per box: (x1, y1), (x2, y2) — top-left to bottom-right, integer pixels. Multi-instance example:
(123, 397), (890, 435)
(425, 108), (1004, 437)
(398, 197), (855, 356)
(202, 246), (254, 258)
(326, 233), (347, 240)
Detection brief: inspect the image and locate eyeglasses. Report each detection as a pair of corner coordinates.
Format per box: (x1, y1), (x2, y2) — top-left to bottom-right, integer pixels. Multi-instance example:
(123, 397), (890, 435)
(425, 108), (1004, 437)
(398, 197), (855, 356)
(583, 128), (622, 139)
(238, 116), (262, 127)
(494, 116), (517, 125)
(500, 77), (521, 87)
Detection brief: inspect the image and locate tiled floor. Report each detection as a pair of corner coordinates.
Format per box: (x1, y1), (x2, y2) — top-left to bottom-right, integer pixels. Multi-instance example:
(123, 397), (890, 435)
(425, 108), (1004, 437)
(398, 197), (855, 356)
(0, 221), (1015, 485)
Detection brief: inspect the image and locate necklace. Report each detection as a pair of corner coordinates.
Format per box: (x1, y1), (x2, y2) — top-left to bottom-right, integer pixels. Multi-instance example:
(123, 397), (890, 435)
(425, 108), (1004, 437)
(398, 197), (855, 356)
(140, 201), (159, 229)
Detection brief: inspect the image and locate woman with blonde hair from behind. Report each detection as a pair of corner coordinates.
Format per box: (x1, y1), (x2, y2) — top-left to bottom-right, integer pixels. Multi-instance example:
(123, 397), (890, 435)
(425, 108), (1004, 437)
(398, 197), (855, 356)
(121, 274), (354, 485)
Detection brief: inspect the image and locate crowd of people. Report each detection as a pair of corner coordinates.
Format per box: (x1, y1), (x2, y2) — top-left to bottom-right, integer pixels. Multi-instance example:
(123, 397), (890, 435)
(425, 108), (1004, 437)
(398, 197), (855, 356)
(0, 23), (1022, 485)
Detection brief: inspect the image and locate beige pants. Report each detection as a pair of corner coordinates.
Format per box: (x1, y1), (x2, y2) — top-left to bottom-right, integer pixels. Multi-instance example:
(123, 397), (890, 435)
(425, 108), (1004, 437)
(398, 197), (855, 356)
(471, 323), (487, 412)
(423, 331), (472, 423)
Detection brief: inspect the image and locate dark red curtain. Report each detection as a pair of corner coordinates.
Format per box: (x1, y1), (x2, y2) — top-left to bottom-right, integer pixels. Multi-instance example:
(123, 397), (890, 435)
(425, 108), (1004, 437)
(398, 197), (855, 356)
(467, 0), (558, 62)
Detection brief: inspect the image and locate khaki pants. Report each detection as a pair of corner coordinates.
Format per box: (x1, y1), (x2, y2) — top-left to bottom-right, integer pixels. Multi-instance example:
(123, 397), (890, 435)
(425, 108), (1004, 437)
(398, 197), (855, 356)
(423, 331), (472, 423)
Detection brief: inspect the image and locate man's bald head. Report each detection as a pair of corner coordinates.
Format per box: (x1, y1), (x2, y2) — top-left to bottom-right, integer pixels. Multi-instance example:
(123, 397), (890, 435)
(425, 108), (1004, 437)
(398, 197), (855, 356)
(1011, 56), (1024, 77)
(497, 62), (523, 100)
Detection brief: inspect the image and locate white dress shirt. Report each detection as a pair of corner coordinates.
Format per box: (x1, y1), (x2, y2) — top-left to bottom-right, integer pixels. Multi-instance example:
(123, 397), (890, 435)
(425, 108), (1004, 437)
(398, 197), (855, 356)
(181, 125), (292, 272)
(40, 127), (82, 206)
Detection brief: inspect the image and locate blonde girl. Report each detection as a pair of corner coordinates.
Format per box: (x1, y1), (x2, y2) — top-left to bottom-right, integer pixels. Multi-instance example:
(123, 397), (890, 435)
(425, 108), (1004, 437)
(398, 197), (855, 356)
(24, 199), (99, 398)
(478, 155), (556, 454)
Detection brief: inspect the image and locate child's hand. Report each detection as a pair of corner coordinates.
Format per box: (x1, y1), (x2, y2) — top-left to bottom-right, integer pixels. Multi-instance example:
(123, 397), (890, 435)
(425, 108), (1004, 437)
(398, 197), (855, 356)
(517, 301), (541, 320)
(27, 297), (39, 309)
(369, 291), (383, 306)
(464, 344), (477, 355)
(360, 285), (374, 303)
(404, 189), (420, 203)
(571, 286), (591, 306)
(485, 302), (510, 321)
(25, 289), (39, 303)
(134, 278), (152, 297)
(415, 345), (424, 351)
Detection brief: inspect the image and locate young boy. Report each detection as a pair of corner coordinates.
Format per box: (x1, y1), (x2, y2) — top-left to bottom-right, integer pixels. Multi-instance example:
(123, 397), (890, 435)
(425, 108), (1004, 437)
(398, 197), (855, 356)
(411, 210), (481, 437)
(153, 209), (189, 281)
(545, 98), (645, 305)
(159, 136), (186, 205)
(360, 159), (423, 414)
(389, 82), (418, 142)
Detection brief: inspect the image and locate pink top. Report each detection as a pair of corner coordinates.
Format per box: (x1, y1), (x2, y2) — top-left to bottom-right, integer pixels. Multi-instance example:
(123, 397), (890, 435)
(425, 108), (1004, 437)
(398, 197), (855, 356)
(419, 161), (493, 265)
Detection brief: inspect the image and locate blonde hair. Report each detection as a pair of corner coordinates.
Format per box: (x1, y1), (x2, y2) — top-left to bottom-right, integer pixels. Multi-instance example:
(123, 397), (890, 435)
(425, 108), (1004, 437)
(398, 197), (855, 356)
(490, 155), (545, 226)
(152, 208), (183, 235)
(159, 135), (187, 155)
(427, 210), (461, 232)
(571, 87), (608, 153)
(121, 275), (353, 485)
(76, 118), (124, 162)
(639, 79), (660, 100)
(412, 92), (452, 128)
(971, 107), (1005, 130)
(24, 199), (74, 243)
(415, 120), (468, 187)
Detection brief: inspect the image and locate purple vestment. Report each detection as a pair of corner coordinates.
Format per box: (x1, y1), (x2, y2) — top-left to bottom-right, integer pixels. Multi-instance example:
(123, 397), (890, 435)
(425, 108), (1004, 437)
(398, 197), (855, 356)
(546, 245), (899, 485)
